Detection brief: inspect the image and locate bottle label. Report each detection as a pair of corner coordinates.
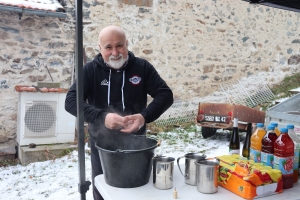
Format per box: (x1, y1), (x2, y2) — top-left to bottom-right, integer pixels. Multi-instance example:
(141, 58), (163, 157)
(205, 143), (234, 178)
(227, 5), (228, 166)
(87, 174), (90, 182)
(229, 149), (240, 155)
(250, 148), (261, 162)
(261, 152), (274, 167)
(294, 146), (300, 170)
(273, 156), (294, 175)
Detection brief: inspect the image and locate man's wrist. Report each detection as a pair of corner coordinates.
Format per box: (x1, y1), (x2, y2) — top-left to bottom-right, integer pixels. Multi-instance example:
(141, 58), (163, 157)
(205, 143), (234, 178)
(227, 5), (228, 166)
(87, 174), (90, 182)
(140, 111), (148, 123)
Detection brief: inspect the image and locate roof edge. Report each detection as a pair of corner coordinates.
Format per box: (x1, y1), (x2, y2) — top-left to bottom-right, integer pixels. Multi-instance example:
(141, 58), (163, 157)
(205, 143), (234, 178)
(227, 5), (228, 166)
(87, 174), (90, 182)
(0, 5), (67, 19)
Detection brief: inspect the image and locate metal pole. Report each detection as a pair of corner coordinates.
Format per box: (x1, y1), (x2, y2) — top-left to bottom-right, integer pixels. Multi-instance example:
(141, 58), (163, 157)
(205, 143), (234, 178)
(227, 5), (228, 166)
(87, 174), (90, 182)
(75, 0), (90, 199)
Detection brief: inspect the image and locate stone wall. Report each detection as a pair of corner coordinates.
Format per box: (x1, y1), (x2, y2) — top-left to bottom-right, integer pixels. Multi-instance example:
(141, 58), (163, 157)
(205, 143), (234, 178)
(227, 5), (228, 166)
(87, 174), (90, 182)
(0, 0), (300, 157)
(0, 1), (76, 157)
(83, 0), (300, 98)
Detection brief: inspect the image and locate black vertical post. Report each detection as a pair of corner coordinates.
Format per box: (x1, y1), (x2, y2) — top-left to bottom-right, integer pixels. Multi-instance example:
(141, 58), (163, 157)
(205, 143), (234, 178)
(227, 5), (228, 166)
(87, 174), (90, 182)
(75, 0), (90, 199)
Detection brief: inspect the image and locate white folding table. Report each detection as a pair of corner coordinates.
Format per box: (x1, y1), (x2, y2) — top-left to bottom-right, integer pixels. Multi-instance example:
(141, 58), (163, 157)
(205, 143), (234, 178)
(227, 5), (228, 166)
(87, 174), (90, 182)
(95, 164), (300, 200)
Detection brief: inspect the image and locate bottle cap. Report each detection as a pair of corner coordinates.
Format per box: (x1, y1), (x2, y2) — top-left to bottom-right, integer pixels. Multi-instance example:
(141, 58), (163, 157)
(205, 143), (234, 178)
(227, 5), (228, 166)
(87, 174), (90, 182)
(257, 123), (264, 128)
(287, 124), (294, 129)
(267, 125), (275, 130)
(280, 127), (288, 133)
(233, 118), (238, 127)
(270, 122), (278, 127)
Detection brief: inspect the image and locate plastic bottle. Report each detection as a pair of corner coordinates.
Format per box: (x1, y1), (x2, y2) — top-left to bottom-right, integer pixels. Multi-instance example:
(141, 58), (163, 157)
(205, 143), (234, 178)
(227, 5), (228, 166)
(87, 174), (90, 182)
(287, 124), (300, 183)
(242, 123), (252, 159)
(274, 127), (294, 189)
(229, 118), (240, 155)
(250, 123), (266, 163)
(252, 123), (257, 135)
(270, 122), (281, 137)
(261, 125), (278, 168)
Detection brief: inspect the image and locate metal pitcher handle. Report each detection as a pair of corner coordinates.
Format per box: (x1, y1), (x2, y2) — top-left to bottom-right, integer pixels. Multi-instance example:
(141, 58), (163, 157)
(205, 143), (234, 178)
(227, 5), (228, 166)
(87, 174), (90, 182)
(177, 156), (186, 177)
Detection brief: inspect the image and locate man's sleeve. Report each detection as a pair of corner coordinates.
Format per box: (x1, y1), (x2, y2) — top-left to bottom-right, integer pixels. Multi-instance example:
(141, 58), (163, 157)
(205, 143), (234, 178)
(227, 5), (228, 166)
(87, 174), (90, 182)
(140, 64), (173, 123)
(64, 65), (108, 125)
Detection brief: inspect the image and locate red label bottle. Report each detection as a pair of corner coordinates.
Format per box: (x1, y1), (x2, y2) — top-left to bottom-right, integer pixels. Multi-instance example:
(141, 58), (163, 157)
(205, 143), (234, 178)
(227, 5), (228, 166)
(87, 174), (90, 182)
(274, 127), (294, 189)
(261, 125), (278, 168)
(287, 124), (300, 183)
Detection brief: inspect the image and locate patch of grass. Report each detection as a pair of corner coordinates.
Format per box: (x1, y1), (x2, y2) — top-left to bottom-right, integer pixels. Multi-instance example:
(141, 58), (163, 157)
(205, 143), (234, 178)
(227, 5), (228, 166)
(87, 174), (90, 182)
(259, 72), (300, 111)
(0, 158), (20, 167)
(271, 72), (300, 97)
(59, 148), (74, 157)
(147, 121), (195, 134)
(167, 140), (177, 145)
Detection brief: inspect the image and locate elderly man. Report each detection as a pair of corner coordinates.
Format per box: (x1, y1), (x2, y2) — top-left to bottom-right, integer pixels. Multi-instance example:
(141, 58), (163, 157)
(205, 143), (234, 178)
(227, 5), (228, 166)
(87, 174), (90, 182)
(65, 25), (173, 200)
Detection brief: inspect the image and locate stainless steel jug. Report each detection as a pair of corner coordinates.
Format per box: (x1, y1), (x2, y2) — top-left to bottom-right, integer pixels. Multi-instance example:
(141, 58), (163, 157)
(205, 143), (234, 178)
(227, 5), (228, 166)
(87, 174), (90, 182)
(195, 158), (220, 194)
(177, 153), (206, 185)
(153, 156), (175, 190)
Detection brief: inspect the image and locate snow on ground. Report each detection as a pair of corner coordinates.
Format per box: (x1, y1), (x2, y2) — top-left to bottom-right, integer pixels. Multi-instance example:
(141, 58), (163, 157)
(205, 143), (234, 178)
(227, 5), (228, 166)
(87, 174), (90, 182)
(0, 145), (93, 200)
(0, 125), (242, 200)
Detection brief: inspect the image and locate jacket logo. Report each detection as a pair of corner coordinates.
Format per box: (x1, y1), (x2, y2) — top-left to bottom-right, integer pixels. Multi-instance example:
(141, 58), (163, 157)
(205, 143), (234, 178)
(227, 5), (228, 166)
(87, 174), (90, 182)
(101, 79), (109, 86)
(129, 75), (141, 85)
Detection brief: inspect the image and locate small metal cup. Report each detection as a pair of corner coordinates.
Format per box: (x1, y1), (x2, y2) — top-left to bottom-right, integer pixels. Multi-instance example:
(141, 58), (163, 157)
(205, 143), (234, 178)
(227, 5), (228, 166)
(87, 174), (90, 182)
(177, 153), (206, 185)
(195, 158), (220, 194)
(153, 156), (175, 190)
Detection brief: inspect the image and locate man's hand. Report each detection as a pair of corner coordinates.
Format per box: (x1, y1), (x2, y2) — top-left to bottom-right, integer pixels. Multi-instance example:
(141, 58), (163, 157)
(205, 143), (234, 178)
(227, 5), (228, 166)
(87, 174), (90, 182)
(104, 113), (128, 130)
(120, 114), (145, 133)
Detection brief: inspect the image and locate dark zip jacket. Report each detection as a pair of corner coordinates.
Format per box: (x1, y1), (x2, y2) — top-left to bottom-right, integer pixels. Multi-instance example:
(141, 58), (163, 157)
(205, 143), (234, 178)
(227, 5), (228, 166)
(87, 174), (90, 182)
(65, 51), (173, 139)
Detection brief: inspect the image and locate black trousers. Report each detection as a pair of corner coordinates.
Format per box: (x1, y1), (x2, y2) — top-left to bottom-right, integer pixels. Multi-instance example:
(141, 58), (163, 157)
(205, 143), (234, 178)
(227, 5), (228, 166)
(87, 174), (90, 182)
(90, 138), (104, 200)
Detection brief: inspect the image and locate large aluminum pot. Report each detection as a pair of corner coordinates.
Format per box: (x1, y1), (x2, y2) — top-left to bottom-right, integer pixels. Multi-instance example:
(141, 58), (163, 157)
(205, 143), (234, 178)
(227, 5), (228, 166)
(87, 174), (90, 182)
(96, 133), (158, 188)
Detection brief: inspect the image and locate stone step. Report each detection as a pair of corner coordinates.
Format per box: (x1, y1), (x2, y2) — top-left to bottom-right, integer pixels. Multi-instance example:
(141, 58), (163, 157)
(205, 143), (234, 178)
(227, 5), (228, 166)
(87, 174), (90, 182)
(18, 143), (78, 166)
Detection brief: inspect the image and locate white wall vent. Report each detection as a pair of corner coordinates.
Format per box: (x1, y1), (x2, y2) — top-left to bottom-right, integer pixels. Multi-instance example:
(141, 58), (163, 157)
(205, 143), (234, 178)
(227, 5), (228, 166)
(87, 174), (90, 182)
(17, 92), (76, 146)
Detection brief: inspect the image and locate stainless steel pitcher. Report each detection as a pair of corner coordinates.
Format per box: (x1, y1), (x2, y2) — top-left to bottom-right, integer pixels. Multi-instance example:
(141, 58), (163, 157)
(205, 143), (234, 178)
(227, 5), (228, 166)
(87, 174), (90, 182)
(177, 153), (206, 185)
(195, 158), (220, 194)
(153, 156), (175, 190)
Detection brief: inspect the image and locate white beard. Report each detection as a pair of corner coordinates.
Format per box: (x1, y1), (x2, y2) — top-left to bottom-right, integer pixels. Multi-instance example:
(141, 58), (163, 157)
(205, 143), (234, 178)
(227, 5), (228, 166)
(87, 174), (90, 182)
(107, 54), (128, 69)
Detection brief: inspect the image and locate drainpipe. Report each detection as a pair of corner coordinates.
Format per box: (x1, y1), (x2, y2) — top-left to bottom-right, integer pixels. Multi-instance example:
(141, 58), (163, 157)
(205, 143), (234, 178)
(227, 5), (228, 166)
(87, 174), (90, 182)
(0, 5), (67, 19)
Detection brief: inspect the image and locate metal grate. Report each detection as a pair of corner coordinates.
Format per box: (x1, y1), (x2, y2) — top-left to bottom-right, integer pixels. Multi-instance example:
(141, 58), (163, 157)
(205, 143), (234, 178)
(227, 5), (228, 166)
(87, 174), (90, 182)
(154, 98), (199, 127)
(219, 78), (275, 108)
(24, 101), (57, 138)
(153, 77), (275, 127)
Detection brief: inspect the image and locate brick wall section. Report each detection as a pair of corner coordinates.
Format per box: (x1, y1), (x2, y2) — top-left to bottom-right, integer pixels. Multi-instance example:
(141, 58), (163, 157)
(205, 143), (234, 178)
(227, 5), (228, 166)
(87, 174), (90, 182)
(0, 0), (300, 155)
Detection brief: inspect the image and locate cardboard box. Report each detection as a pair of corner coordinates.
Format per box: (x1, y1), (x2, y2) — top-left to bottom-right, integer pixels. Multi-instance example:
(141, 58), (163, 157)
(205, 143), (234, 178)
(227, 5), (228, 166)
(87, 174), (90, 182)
(217, 155), (283, 199)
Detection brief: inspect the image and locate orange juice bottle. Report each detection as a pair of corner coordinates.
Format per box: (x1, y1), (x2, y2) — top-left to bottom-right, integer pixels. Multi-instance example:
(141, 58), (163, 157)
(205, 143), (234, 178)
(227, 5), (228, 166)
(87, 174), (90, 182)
(270, 122), (281, 137)
(250, 123), (266, 162)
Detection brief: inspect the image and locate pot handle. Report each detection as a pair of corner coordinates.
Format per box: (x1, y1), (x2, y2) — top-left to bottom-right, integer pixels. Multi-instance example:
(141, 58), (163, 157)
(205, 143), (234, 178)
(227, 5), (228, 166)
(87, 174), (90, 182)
(177, 156), (186, 177)
(115, 149), (124, 153)
(156, 139), (161, 147)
